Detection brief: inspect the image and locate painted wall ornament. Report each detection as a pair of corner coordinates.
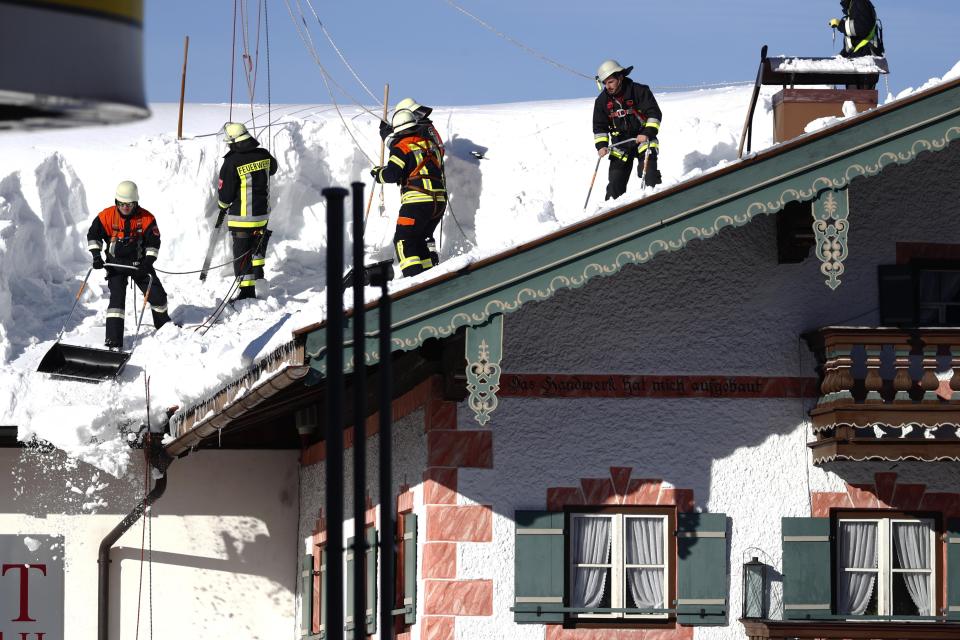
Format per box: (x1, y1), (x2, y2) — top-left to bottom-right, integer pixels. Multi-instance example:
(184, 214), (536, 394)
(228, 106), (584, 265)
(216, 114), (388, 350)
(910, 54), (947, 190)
(812, 187), (850, 290)
(465, 314), (503, 425)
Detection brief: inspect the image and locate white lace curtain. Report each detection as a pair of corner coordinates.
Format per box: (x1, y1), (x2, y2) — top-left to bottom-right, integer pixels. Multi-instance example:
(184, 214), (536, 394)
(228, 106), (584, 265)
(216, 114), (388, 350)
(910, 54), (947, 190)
(625, 517), (664, 609)
(838, 521), (877, 615)
(893, 522), (931, 616)
(571, 517), (611, 608)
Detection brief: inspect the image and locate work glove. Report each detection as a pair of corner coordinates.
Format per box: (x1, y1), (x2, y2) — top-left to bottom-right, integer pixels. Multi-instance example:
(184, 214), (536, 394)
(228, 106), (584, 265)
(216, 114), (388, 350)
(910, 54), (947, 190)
(136, 256), (155, 278)
(370, 166), (382, 181)
(379, 119), (393, 140)
(91, 252), (104, 269)
(829, 18), (841, 29)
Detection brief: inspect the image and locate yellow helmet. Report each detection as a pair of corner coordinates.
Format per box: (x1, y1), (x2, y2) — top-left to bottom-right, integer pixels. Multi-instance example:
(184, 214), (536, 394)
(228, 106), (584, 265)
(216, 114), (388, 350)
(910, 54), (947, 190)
(223, 122), (252, 143)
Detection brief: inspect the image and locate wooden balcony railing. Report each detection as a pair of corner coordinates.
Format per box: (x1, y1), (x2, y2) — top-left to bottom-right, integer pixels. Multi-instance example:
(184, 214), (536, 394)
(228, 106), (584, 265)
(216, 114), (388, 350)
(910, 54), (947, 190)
(804, 327), (960, 463)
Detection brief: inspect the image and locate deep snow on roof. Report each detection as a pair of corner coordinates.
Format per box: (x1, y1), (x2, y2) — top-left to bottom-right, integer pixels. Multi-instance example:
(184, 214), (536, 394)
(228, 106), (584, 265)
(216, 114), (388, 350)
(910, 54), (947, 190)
(1, 57), (959, 490)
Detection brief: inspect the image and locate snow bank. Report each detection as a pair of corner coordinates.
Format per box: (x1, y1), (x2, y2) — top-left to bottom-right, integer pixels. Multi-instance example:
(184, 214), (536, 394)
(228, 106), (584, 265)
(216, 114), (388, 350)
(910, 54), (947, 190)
(0, 59), (957, 483)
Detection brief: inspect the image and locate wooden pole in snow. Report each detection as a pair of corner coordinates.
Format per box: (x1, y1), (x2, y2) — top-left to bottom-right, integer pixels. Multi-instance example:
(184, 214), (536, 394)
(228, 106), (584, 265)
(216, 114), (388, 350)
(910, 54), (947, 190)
(366, 83), (390, 222)
(177, 36), (190, 140)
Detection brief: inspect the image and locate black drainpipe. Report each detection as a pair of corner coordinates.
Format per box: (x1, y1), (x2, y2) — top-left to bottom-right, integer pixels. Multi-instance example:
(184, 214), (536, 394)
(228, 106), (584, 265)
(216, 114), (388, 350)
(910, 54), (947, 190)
(97, 434), (174, 640)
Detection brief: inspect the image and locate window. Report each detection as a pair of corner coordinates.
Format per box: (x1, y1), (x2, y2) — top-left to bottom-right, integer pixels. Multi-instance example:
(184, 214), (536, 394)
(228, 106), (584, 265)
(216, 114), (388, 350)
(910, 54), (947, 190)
(836, 517), (936, 617)
(878, 263), (960, 326)
(917, 269), (960, 325)
(568, 512), (670, 620)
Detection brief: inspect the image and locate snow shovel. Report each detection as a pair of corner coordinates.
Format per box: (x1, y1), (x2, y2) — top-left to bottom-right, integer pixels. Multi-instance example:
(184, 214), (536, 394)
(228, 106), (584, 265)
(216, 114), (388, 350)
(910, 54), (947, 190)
(36, 265), (133, 382)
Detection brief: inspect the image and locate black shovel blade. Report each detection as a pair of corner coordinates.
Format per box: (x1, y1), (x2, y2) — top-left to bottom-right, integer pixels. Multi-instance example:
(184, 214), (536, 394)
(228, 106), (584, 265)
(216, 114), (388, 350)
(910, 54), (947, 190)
(36, 343), (131, 382)
(343, 259), (395, 288)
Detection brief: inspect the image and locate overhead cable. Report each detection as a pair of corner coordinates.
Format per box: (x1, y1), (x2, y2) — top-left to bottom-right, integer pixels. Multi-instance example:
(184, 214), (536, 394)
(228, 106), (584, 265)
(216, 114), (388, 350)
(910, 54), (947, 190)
(440, 0), (593, 80)
(304, 0), (383, 106)
(283, 0), (375, 163)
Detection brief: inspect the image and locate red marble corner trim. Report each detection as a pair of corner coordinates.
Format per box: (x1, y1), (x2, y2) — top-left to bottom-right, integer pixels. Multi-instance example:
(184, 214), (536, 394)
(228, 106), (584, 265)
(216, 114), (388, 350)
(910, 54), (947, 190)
(426, 398), (458, 432)
(547, 469), (694, 511)
(427, 505), (493, 542)
(424, 579), (493, 616)
(546, 627), (690, 639)
(424, 467), (458, 505)
(811, 472), (960, 519)
(423, 542), (457, 579)
(427, 430), (493, 468)
(421, 615), (455, 640)
(397, 487), (415, 514)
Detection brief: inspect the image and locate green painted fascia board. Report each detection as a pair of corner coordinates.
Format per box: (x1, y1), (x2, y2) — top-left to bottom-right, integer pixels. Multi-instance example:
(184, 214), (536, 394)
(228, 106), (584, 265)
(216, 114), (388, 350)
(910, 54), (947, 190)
(305, 81), (960, 377)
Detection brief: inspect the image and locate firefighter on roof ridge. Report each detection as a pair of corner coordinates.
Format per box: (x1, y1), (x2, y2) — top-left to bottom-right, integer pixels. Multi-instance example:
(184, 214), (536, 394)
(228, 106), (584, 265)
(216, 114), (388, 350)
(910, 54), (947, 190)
(593, 59), (663, 200)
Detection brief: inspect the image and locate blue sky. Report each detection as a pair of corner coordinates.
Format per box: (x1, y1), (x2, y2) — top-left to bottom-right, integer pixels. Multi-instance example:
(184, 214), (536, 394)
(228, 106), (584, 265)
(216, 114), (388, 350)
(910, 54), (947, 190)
(145, 1), (959, 106)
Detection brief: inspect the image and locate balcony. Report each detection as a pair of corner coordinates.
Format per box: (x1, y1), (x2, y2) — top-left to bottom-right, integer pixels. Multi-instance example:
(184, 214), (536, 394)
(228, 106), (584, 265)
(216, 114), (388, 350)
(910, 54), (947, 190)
(804, 327), (960, 464)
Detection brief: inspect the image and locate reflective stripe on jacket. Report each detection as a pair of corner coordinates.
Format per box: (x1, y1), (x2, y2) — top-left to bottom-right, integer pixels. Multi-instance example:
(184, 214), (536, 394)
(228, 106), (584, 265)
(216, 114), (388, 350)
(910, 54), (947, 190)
(217, 139), (278, 229)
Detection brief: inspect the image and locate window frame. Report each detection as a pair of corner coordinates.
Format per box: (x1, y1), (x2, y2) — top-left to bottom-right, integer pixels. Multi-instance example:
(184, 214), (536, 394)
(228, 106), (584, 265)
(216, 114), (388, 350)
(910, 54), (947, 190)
(832, 510), (942, 619)
(564, 505), (676, 628)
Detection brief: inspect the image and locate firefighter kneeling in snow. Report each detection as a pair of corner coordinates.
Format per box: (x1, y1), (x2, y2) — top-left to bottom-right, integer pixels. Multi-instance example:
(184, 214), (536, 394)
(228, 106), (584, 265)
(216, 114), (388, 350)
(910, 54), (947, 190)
(87, 181), (170, 349)
(217, 122), (278, 300)
(371, 108), (446, 278)
(593, 59), (663, 200)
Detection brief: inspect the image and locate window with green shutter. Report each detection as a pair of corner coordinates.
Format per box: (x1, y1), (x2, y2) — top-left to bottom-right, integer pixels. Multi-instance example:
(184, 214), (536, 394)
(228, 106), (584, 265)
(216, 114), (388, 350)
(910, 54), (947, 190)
(302, 547), (326, 639)
(513, 508), (728, 627)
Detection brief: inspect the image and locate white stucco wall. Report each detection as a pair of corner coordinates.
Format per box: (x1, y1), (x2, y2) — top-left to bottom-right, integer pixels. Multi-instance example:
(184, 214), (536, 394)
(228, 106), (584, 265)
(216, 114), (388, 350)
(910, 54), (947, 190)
(296, 142), (960, 639)
(452, 141), (960, 639)
(296, 408), (427, 639)
(0, 446), (299, 640)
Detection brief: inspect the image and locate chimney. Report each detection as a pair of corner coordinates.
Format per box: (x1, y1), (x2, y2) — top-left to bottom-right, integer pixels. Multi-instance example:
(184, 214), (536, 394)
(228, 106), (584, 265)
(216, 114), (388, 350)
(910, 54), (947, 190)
(772, 88), (878, 143)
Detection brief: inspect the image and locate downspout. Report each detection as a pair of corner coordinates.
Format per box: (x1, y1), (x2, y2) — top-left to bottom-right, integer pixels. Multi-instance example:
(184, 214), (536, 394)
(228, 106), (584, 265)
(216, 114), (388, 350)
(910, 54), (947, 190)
(97, 433), (174, 640)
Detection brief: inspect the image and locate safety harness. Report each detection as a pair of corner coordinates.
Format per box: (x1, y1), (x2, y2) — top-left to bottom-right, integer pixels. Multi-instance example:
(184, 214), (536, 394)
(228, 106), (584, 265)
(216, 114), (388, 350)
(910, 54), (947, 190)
(396, 133), (446, 219)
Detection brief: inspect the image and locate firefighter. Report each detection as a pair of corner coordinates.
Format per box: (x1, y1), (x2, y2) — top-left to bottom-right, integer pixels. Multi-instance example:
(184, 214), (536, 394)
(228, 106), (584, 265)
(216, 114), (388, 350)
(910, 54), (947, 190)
(830, 0), (884, 58)
(371, 108), (446, 277)
(87, 181), (170, 349)
(593, 59), (662, 200)
(217, 122), (278, 300)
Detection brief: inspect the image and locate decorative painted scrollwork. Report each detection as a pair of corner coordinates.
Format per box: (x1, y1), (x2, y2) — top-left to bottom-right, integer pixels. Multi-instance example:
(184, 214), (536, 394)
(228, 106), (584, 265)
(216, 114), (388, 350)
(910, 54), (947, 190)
(811, 188), (850, 290)
(465, 315), (503, 426)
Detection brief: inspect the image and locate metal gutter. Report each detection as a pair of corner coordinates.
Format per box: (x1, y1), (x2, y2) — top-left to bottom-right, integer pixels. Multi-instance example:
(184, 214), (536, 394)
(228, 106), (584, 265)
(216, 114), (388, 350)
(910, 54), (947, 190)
(163, 338), (308, 458)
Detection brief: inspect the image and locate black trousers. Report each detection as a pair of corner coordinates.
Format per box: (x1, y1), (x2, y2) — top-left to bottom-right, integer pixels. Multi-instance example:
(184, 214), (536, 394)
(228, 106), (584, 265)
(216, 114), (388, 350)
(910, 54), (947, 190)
(231, 229), (268, 297)
(105, 267), (168, 345)
(606, 142), (660, 200)
(393, 201), (445, 277)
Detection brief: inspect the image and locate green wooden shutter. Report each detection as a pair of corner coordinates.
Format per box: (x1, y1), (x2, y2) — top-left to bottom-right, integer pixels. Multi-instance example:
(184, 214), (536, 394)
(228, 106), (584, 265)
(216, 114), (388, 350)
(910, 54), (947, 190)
(366, 527), (378, 634)
(514, 510), (564, 624)
(675, 512), (728, 626)
(346, 537), (356, 632)
(319, 549), (327, 637)
(782, 517), (832, 620)
(403, 513), (418, 625)
(947, 519), (960, 620)
(301, 554), (314, 637)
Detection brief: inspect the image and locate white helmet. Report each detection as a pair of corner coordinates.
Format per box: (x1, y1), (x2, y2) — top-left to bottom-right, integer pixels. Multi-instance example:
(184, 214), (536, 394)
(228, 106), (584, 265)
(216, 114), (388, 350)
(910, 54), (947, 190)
(391, 109), (417, 134)
(596, 59), (632, 82)
(223, 122), (252, 143)
(115, 180), (139, 203)
(395, 97), (432, 118)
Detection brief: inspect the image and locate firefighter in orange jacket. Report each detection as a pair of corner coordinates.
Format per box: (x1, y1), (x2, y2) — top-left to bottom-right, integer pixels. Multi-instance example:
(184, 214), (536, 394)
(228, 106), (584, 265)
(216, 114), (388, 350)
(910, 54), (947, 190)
(86, 181), (170, 349)
(370, 108), (446, 277)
